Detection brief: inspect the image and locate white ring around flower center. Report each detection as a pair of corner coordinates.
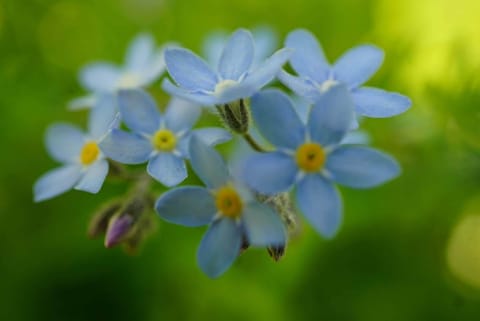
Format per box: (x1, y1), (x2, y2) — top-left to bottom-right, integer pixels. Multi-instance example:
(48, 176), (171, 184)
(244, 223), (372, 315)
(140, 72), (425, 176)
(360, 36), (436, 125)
(318, 79), (339, 93)
(214, 79), (239, 97)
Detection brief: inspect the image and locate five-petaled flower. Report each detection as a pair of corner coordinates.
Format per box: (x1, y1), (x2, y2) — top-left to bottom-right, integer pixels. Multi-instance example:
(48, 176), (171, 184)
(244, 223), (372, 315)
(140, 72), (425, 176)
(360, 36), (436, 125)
(34, 100), (118, 202)
(155, 135), (286, 278)
(99, 89), (231, 187)
(161, 28), (292, 106)
(243, 85), (400, 238)
(278, 29), (411, 120)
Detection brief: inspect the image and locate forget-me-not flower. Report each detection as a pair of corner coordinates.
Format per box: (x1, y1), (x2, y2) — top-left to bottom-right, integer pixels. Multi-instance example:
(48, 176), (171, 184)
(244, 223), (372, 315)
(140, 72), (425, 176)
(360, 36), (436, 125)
(155, 135), (286, 278)
(162, 28), (291, 106)
(69, 33), (167, 110)
(99, 89), (231, 187)
(34, 100), (118, 202)
(243, 85), (400, 238)
(278, 29), (411, 118)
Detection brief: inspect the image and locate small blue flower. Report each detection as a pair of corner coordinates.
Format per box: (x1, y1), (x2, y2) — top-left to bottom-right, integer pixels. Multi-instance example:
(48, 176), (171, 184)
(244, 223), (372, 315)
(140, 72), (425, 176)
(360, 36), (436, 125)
(69, 33), (168, 110)
(162, 28), (292, 106)
(278, 29), (411, 118)
(155, 135), (286, 278)
(34, 101), (117, 202)
(243, 86), (400, 238)
(99, 89), (231, 186)
(203, 26), (278, 68)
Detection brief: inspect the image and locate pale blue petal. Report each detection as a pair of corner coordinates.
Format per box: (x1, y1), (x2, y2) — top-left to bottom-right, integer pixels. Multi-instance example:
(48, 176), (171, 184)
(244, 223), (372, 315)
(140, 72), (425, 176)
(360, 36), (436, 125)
(243, 152), (297, 195)
(242, 203), (286, 246)
(162, 79), (218, 106)
(308, 84), (355, 146)
(136, 49), (166, 85)
(333, 45), (384, 88)
(156, 186), (216, 226)
(194, 127), (232, 145)
(125, 33), (155, 70)
(218, 29), (254, 81)
(290, 95), (312, 123)
(88, 94), (119, 140)
(164, 97), (201, 133)
(277, 71), (318, 99)
(326, 146), (400, 188)
(203, 30), (228, 66)
(33, 165), (83, 202)
(197, 218), (242, 278)
(352, 87), (411, 118)
(68, 95), (97, 111)
(251, 89), (305, 150)
(147, 153), (187, 187)
(189, 135), (230, 189)
(165, 48), (218, 91)
(252, 26), (278, 64)
(118, 89), (161, 135)
(99, 129), (152, 164)
(74, 159), (109, 193)
(296, 174), (342, 238)
(79, 63), (121, 92)
(341, 131), (370, 145)
(45, 123), (85, 163)
(285, 29), (330, 83)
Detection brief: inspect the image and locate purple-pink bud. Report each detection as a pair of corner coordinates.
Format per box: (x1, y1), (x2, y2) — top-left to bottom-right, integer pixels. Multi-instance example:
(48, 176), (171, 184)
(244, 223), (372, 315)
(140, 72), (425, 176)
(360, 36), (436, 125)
(104, 214), (134, 248)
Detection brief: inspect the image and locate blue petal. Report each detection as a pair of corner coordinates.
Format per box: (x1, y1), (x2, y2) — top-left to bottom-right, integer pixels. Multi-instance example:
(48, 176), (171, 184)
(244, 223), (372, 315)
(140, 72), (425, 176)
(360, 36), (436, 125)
(125, 33), (155, 70)
(155, 186), (216, 227)
(295, 174), (342, 238)
(243, 152), (297, 195)
(147, 153), (187, 187)
(34, 165), (83, 202)
(192, 127), (232, 146)
(252, 26), (278, 64)
(242, 203), (286, 247)
(88, 94), (119, 140)
(136, 48), (166, 85)
(162, 79), (218, 106)
(240, 48), (292, 91)
(189, 135), (230, 189)
(118, 89), (161, 135)
(164, 97), (201, 133)
(352, 87), (411, 118)
(165, 48), (218, 91)
(308, 84), (355, 147)
(333, 45), (384, 88)
(197, 218), (242, 278)
(277, 71), (319, 100)
(99, 129), (152, 164)
(203, 30), (228, 66)
(68, 95), (97, 111)
(45, 123), (85, 163)
(326, 146), (400, 188)
(341, 130), (370, 145)
(74, 159), (109, 193)
(79, 63), (121, 92)
(285, 29), (330, 83)
(218, 29), (254, 81)
(251, 89), (305, 150)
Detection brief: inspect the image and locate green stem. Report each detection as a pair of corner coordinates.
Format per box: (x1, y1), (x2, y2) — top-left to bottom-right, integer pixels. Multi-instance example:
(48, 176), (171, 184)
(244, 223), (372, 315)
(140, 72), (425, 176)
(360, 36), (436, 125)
(242, 133), (268, 153)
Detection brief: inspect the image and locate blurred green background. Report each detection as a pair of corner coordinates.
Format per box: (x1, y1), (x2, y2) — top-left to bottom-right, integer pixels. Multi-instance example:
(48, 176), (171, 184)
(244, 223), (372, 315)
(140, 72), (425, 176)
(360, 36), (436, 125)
(2, 0), (480, 320)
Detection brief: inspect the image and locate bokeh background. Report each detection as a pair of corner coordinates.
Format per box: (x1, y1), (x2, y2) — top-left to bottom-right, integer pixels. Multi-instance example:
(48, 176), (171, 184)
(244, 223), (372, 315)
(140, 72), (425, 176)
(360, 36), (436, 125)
(2, 0), (480, 320)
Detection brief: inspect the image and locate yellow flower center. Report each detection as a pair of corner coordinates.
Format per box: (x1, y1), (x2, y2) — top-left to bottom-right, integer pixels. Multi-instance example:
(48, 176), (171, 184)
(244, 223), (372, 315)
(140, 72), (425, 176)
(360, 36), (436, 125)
(215, 186), (243, 219)
(295, 142), (326, 172)
(116, 72), (141, 89)
(80, 142), (100, 165)
(152, 129), (177, 152)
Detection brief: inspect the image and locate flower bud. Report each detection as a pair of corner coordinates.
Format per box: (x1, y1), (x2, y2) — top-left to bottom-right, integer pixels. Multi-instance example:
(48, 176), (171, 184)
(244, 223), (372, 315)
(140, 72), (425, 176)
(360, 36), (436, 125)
(216, 99), (250, 134)
(87, 201), (122, 239)
(105, 214), (134, 248)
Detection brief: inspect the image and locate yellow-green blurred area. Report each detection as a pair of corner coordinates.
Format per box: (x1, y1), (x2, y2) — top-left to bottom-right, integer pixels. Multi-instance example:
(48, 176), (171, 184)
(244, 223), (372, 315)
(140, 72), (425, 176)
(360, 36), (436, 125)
(2, 0), (480, 320)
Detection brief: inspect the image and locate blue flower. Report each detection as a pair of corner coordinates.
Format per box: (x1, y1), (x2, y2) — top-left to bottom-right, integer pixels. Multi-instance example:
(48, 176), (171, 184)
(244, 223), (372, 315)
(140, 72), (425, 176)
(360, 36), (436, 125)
(162, 28), (291, 106)
(34, 101), (118, 202)
(155, 135), (286, 278)
(243, 86), (400, 238)
(69, 33), (168, 110)
(278, 29), (411, 118)
(99, 89), (231, 187)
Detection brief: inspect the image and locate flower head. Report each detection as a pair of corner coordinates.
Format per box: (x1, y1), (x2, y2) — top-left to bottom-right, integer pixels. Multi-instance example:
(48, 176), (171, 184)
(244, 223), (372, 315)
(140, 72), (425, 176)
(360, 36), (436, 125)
(69, 33), (168, 110)
(99, 89), (231, 186)
(34, 100), (117, 202)
(162, 28), (291, 106)
(278, 29), (411, 118)
(243, 85), (400, 238)
(155, 135), (286, 278)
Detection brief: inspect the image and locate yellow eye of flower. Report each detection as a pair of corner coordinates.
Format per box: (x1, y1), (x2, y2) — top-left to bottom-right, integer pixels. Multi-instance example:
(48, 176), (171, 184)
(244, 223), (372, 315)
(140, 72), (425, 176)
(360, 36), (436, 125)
(215, 186), (243, 219)
(80, 142), (100, 165)
(295, 142), (326, 172)
(152, 129), (177, 152)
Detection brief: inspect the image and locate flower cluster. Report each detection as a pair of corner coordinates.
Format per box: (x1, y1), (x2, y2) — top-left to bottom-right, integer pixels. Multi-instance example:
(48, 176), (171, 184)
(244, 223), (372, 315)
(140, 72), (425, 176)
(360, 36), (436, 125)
(35, 28), (411, 278)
